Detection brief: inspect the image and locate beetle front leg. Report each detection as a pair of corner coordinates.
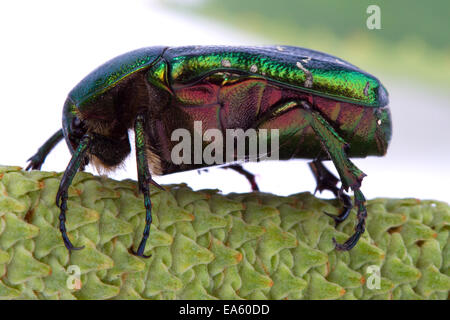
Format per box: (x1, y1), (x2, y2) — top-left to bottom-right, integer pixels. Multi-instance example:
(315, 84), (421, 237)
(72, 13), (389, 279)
(308, 160), (353, 226)
(131, 113), (154, 258)
(301, 101), (367, 250)
(56, 134), (92, 253)
(26, 129), (64, 170)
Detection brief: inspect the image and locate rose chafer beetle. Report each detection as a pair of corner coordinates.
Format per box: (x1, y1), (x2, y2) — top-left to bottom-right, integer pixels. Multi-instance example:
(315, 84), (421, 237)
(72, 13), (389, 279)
(26, 45), (392, 257)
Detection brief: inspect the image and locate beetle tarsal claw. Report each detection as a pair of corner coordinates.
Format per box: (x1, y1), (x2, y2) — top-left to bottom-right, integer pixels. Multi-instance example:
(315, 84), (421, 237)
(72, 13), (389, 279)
(26, 153), (44, 171)
(308, 160), (353, 226)
(323, 187), (353, 227)
(333, 188), (367, 251)
(130, 247), (152, 259)
(26, 129), (65, 171)
(66, 244), (85, 252)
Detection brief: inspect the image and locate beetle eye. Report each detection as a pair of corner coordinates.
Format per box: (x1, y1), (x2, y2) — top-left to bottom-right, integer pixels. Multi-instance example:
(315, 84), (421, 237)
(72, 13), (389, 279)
(73, 117), (81, 127)
(70, 117), (87, 138)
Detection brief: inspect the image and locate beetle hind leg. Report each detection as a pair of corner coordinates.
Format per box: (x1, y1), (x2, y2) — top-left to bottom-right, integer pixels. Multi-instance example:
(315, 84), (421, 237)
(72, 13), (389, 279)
(298, 101), (367, 251)
(308, 160), (352, 226)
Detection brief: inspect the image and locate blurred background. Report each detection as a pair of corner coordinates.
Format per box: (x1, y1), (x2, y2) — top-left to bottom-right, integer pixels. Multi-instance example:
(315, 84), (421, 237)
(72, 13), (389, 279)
(1, 0), (449, 203)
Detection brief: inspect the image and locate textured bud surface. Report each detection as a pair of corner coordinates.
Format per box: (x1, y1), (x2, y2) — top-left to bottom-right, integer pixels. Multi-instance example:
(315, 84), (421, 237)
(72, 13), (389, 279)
(0, 165), (448, 300)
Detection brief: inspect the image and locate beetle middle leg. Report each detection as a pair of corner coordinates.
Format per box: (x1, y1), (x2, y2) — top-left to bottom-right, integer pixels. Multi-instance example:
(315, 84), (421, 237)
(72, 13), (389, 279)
(308, 160), (352, 226)
(130, 113), (155, 258)
(222, 164), (259, 191)
(26, 129), (64, 170)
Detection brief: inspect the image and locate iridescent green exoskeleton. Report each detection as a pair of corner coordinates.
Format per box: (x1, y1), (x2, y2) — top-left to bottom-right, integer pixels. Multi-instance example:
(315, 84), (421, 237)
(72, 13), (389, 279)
(26, 46), (392, 257)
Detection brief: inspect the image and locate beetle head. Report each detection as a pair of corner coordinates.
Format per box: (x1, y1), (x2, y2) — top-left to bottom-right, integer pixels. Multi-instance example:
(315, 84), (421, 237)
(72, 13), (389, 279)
(374, 106), (392, 156)
(62, 97), (131, 172)
(62, 98), (87, 155)
(372, 83), (391, 155)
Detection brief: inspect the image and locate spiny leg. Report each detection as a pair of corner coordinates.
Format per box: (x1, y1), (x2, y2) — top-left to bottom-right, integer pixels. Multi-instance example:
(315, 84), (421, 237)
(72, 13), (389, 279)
(222, 164), (260, 191)
(130, 113), (154, 258)
(26, 129), (64, 170)
(56, 134), (92, 252)
(301, 101), (367, 251)
(256, 99), (367, 250)
(309, 159), (339, 193)
(308, 160), (352, 226)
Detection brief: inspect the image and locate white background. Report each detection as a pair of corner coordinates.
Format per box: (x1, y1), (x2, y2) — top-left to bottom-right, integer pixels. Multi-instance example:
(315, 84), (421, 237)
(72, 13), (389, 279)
(1, 0), (449, 203)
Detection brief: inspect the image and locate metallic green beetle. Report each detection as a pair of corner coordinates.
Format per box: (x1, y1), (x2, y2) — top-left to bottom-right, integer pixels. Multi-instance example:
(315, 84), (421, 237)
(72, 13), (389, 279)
(26, 45), (392, 257)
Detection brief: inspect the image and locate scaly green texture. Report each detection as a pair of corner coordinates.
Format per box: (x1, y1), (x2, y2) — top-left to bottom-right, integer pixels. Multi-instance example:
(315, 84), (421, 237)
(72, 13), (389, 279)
(0, 165), (448, 300)
(170, 49), (380, 106)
